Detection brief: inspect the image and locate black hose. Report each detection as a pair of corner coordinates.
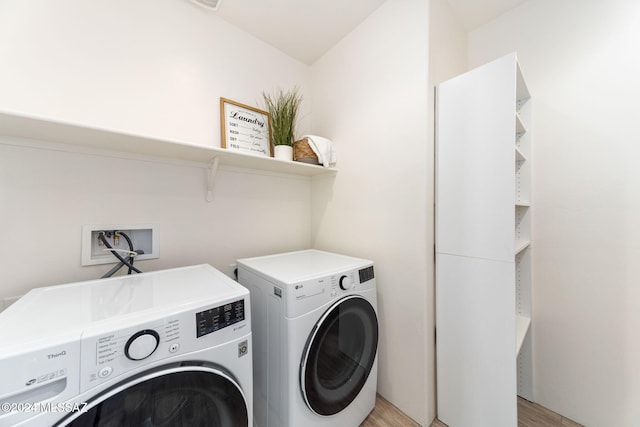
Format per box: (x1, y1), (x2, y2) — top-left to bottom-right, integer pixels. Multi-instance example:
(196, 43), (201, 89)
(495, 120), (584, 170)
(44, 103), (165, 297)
(98, 232), (142, 274)
(117, 231), (135, 274)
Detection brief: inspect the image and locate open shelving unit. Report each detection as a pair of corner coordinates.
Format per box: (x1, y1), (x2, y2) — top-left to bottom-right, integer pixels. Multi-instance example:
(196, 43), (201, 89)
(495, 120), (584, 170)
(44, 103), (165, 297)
(515, 75), (533, 399)
(435, 52), (533, 427)
(515, 70), (532, 401)
(0, 110), (336, 201)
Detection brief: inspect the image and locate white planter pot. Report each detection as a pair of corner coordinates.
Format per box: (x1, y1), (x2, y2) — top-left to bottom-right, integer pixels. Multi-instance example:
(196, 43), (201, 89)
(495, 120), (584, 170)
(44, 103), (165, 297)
(274, 145), (293, 161)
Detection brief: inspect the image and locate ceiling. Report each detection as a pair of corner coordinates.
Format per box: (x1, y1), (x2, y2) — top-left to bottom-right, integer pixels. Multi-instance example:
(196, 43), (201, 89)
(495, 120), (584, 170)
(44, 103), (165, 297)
(446, 0), (529, 31)
(211, 0), (529, 65)
(213, 0), (386, 65)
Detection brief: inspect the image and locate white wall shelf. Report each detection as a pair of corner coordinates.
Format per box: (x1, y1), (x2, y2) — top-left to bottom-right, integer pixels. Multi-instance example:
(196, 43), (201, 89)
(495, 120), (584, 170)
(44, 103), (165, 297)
(0, 110), (336, 201)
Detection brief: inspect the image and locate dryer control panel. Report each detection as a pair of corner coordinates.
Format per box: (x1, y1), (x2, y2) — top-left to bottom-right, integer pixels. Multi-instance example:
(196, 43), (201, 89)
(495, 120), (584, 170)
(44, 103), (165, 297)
(286, 265), (375, 318)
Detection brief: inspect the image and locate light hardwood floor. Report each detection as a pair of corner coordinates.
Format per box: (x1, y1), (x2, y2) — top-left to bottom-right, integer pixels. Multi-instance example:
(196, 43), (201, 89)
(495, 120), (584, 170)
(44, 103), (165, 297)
(516, 397), (583, 427)
(361, 395), (584, 427)
(360, 395), (420, 427)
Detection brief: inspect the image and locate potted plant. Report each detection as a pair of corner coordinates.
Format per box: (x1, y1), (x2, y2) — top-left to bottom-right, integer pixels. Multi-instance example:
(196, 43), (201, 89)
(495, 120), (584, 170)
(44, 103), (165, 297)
(262, 87), (302, 160)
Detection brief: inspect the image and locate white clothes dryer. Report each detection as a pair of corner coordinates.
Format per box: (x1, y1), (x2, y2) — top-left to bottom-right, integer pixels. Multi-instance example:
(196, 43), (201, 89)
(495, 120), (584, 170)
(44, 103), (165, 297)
(237, 249), (378, 427)
(0, 264), (252, 427)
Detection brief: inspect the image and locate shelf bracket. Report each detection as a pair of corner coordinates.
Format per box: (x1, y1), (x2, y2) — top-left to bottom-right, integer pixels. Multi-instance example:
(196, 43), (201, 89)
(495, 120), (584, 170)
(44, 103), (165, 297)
(206, 157), (220, 202)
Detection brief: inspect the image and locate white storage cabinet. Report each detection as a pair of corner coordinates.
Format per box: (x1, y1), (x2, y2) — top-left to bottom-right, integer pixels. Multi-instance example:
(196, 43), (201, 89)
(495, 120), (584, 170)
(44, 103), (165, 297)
(435, 52), (532, 427)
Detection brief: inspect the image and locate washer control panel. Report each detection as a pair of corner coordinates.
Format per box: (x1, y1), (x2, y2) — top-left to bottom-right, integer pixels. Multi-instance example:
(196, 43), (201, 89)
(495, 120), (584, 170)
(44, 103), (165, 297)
(83, 318), (177, 392)
(196, 299), (245, 338)
(79, 295), (249, 393)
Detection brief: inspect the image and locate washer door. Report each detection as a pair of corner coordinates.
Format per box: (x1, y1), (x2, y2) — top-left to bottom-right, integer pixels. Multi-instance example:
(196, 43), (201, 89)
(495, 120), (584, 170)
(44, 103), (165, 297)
(57, 363), (248, 427)
(300, 295), (378, 416)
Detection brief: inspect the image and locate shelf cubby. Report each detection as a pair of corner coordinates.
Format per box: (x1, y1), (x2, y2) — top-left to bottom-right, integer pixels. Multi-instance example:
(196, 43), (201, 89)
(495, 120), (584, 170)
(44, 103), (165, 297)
(516, 315), (531, 354)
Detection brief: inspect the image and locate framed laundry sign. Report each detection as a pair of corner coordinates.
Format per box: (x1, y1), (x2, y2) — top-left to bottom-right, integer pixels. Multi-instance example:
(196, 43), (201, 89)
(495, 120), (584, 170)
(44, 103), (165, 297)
(220, 98), (273, 157)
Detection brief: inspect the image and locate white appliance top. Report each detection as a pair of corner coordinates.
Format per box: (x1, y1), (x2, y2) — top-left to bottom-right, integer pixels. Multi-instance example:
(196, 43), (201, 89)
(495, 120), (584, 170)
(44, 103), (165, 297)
(237, 249), (373, 284)
(0, 264), (247, 353)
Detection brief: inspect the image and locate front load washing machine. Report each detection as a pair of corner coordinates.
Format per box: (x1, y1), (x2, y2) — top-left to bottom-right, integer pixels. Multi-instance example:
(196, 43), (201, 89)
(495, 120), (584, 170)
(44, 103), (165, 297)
(237, 249), (378, 427)
(0, 264), (252, 427)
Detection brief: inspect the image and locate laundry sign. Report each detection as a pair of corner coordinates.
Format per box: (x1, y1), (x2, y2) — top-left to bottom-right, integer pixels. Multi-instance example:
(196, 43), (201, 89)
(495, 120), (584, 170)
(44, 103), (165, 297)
(220, 98), (273, 157)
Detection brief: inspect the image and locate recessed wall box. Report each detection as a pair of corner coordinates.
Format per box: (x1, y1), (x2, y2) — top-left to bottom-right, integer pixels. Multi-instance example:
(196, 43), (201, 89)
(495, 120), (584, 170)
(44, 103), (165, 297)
(81, 224), (159, 266)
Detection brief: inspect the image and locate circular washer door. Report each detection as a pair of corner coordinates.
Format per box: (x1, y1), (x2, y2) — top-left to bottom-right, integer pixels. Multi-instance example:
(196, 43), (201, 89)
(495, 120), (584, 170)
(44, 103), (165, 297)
(57, 363), (248, 427)
(300, 295), (378, 416)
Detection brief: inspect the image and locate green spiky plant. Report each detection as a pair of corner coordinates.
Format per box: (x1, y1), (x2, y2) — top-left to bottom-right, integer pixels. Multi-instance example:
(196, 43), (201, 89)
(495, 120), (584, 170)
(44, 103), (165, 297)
(262, 87), (302, 147)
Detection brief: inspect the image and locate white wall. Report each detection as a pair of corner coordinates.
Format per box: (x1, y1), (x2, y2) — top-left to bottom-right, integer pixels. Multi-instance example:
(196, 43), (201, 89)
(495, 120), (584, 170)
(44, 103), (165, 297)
(309, 0), (432, 424)
(0, 0), (311, 145)
(0, 144), (311, 297)
(468, 1), (640, 425)
(0, 0), (312, 298)
(429, 0), (467, 86)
